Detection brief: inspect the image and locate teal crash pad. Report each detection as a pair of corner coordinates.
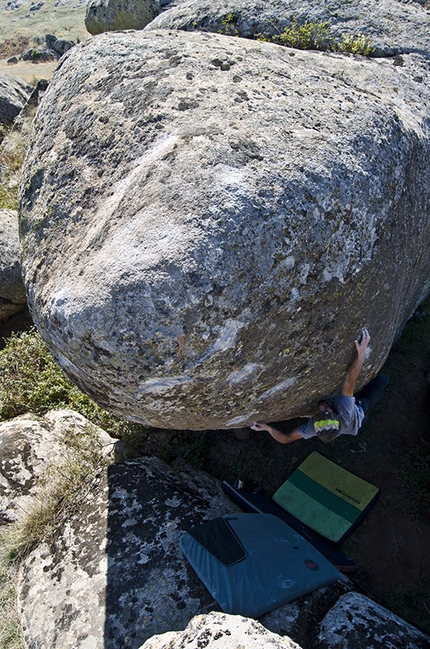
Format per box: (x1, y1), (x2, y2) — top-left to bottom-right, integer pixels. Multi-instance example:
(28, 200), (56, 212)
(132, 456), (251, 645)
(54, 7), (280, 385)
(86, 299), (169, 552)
(180, 513), (339, 618)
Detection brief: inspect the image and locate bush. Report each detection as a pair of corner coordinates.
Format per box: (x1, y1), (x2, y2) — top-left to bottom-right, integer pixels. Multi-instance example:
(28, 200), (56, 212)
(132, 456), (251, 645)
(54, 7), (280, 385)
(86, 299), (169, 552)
(0, 328), (139, 439)
(258, 18), (374, 57)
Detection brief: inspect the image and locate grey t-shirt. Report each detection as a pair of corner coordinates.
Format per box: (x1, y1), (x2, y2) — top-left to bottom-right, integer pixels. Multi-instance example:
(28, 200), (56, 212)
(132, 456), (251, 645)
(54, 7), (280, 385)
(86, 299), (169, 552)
(298, 395), (365, 440)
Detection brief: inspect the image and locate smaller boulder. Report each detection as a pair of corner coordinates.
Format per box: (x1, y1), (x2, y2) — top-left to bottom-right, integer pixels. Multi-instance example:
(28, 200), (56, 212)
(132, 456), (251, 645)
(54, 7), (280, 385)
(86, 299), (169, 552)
(139, 611), (303, 649)
(21, 48), (57, 62)
(318, 592), (430, 649)
(85, 0), (161, 34)
(44, 35), (74, 57)
(0, 209), (27, 308)
(18, 454), (241, 649)
(0, 73), (32, 126)
(0, 409), (117, 524)
(51, 38), (74, 56)
(7, 57), (18, 65)
(45, 33), (57, 49)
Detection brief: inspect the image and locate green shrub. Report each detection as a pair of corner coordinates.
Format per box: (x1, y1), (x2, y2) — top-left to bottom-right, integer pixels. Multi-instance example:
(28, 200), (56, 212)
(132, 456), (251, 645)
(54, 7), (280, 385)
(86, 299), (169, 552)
(337, 32), (375, 56)
(277, 18), (332, 51)
(258, 18), (374, 56)
(218, 12), (239, 36)
(0, 328), (139, 439)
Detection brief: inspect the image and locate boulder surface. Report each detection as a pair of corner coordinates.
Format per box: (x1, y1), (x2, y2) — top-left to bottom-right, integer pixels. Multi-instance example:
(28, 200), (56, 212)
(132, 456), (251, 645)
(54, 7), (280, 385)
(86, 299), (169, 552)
(18, 453), (240, 649)
(145, 0), (430, 57)
(0, 72), (32, 125)
(318, 592), (430, 649)
(140, 612), (303, 649)
(0, 209), (27, 321)
(19, 22), (430, 429)
(85, 0), (161, 34)
(0, 209), (26, 303)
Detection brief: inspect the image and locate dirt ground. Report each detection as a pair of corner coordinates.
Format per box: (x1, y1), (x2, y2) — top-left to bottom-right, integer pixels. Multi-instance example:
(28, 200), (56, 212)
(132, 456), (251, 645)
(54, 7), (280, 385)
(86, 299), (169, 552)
(1, 298), (430, 634)
(152, 298), (430, 635)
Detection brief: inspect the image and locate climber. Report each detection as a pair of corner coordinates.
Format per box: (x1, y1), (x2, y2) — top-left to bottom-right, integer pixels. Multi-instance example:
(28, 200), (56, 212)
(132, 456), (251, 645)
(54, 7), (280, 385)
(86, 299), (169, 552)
(251, 328), (389, 444)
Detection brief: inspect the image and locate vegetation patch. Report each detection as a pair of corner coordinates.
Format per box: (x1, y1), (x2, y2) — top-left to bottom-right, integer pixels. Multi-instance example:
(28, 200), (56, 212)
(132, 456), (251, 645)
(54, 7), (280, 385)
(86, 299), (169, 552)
(0, 556), (22, 649)
(0, 112), (33, 209)
(3, 423), (110, 562)
(0, 36), (29, 59)
(218, 12), (239, 36)
(0, 327), (142, 440)
(258, 18), (374, 56)
(0, 135), (24, 208)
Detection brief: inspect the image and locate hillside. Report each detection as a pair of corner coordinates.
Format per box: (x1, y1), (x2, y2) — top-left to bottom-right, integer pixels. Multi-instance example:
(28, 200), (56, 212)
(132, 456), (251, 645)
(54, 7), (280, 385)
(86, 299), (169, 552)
(0, 0), (89, 58)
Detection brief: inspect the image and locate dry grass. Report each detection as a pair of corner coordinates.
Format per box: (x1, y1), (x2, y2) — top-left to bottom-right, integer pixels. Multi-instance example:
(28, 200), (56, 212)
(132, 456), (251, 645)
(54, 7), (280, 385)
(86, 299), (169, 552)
(0, 422), (112, 649)
(0, 556), (23, 649)
(0, 0), (90, 50)
(0, 58), (58, 84)
(5, 426), (110, 562)
(0, 107), (35, 209)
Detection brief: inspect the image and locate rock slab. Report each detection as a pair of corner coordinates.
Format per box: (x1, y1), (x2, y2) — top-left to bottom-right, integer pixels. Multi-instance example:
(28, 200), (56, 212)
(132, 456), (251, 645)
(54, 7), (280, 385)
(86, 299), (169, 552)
(0, 209), (27, 312)
(19, 22), (430, 429)
(18, 452), (241, 649)
(140, 611), (303, 649)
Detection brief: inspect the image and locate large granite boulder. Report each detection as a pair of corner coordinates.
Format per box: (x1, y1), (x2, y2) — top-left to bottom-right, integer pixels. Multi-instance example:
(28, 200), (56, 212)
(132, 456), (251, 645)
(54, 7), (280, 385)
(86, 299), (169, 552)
(145, 0), (430, 58)
(85, 0), (161, 34)
(0, 72), (32, 126)
(0, 209), (27, 321)
(19, 20), (430, 429)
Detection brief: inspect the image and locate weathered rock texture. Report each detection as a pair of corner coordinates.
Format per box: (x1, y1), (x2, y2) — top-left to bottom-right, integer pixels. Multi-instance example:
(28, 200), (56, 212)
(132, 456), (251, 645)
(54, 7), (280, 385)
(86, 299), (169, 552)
(0, 209), (26, 321)
(85, 0), (161, 34)
(318, 592), (430, 649)
(145, 0), (430, 58)
(140, 612), (303, 649)
(6, 410), (430, 649)
(18, 453), (241, 649)
(19, 19), (430, 429)
(0, 72), (32, 125)
(0, 409), (116, 523)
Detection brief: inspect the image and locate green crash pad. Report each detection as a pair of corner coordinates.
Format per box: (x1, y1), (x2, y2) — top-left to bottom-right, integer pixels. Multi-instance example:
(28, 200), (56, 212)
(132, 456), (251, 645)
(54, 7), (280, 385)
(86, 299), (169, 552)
(273, 452), (380, 544)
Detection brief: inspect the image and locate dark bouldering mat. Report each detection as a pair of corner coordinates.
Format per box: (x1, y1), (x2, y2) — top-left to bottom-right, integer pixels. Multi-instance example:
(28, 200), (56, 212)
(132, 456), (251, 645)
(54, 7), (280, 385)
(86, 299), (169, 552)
(221, 481), (358, 572)
(181, 513), (339, 618)
(273, 452), (380, 544)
